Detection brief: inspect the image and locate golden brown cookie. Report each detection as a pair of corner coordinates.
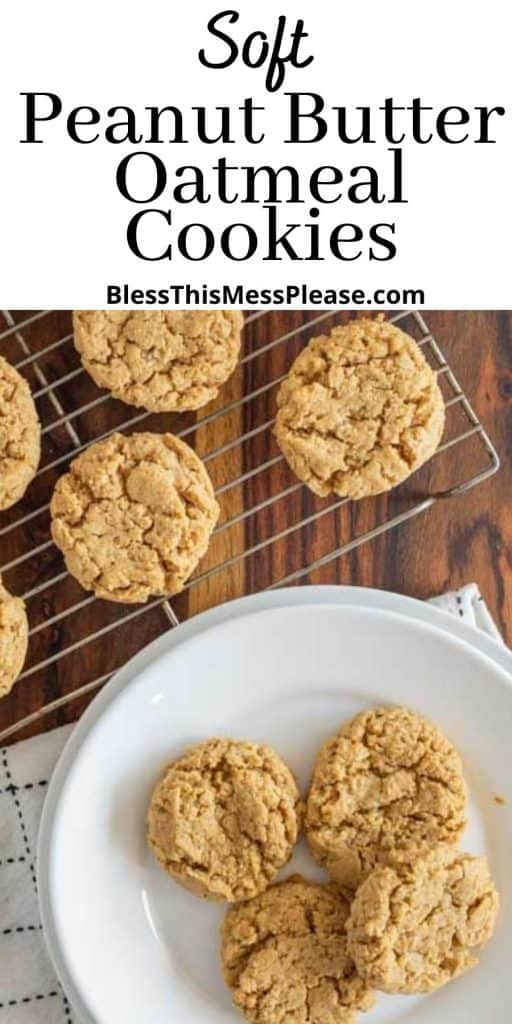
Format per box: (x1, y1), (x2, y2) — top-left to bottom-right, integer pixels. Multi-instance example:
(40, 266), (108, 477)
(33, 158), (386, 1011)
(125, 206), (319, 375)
(274, 317), (445, 499)
(147, 739), (302, 902)
(73, 310), (243, 412)
(0, 355), (41, 510)
(347, 848), (499, 994)
(221, 875), (374, 1024)
(305, 707), (467, 889)
(50, 431), (219, 603)
(0, 575), (28, 698)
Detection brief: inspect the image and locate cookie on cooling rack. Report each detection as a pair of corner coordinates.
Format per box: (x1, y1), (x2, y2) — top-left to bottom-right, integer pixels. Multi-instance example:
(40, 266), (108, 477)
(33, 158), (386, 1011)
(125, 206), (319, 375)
(305, 707), (467, 889)
(221, 875), (374, 1024)
(147, 739), (302, 902)
(274, 316), (445, 500)
(347, 847), (499, 994)
(0, 355), (41, 510)
(0, 575), (29, 698)
(73, 310), (244, 412)
(50, 431), (219, 604)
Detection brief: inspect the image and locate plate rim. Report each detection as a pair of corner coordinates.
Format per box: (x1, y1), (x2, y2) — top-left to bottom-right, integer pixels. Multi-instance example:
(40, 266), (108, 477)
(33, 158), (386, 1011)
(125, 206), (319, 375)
(38, 585), (512, 1024)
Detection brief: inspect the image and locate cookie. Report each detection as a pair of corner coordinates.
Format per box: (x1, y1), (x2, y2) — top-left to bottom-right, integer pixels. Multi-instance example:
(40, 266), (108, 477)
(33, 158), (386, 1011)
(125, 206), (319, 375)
(274, 317), (445, 499)
(50, 431), (219, 603)
(305, 707), (467, 889)
(73, 310), (243, 412)
(0, 355), (41, 510)
(221, 875), (374, 1024)
(147, 739), (302, 901)
(0, 576), (29, 697)
(347, 848), (499, 994)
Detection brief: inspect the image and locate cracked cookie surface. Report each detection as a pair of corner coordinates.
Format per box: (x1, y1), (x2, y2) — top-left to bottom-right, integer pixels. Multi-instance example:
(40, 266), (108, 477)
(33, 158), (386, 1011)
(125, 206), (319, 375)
(347, 848), (499, 993)
(73, 310), (243, 412)
(147, 739), (302, 901)
(0, 355), (41, 510)
(305, 707), (467, 889)
(0, 575), (28, 697)
(274, 318), (445, 499)
(221, 875), (374, 1024)
(50, 431), (219, 603)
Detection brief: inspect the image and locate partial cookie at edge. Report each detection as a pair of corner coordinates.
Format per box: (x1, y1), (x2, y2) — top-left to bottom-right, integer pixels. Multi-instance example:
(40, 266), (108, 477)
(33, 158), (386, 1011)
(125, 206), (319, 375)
(0, 355), (41, 511)
(0, 575), (29, 698)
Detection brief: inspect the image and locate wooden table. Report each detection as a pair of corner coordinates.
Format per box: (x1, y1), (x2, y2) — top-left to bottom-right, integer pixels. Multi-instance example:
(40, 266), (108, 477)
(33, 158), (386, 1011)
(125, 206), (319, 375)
(0, 309), (510, 744)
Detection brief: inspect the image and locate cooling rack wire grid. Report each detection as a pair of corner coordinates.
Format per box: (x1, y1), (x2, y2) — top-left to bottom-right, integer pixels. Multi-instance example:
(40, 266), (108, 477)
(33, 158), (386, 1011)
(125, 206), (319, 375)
(0, 309), (500, 742)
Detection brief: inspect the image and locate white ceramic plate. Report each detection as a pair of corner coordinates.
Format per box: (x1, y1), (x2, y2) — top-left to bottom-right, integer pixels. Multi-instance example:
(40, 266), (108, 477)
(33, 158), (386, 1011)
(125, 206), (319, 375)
(38, 587), (512, 1024)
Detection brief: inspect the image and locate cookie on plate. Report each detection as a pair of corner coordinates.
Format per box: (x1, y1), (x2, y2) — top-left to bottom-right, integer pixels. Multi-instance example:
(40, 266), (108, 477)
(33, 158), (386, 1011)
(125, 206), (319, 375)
(221, 874), (374, 1024)
(305, 707), (467, 889)
(50, 431), (219, 603)
(274, 317), (445, 499)
(0, 355), (41, 510)
(73, 310), (243, 412)
(0, 575), (29, 697)
(147, 739), (302, 902)
(347, 848), (499, 994)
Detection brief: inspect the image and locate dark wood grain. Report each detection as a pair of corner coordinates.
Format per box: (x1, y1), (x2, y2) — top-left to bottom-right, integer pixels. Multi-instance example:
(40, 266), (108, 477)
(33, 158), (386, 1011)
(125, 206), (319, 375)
(0, 309), (510, 743)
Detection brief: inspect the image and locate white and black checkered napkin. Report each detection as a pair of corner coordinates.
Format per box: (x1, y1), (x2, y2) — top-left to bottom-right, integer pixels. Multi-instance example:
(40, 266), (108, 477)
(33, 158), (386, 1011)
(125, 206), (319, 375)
(0, 727), (73, 1022)
(0, 583), (504, 1022)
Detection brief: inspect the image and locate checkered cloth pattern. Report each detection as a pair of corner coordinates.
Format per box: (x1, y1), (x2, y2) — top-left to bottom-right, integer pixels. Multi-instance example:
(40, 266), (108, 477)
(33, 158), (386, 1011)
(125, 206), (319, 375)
(0, 727), (74, 1022)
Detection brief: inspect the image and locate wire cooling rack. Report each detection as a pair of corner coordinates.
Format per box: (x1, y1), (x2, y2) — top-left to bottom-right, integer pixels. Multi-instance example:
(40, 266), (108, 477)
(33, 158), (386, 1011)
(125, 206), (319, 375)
(0, 309), (500, 742)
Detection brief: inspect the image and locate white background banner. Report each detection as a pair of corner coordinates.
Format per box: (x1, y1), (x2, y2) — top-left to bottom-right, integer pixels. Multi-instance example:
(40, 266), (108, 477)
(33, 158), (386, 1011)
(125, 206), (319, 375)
(1, 0), (511, 308)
